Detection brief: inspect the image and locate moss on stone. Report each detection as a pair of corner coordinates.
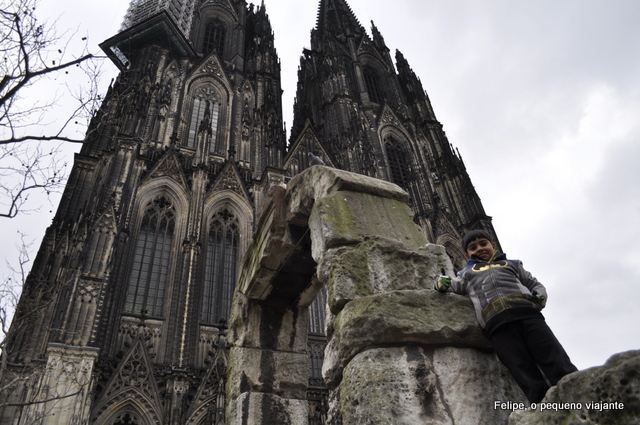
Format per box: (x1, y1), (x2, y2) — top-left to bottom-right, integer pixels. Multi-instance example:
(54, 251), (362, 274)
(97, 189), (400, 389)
(318, 238), (451, 315)
(330, 290), (491, 367)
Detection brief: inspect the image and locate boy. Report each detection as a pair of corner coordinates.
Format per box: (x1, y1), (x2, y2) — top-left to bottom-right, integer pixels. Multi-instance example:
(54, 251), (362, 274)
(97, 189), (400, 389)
(435, 229), (577, 403)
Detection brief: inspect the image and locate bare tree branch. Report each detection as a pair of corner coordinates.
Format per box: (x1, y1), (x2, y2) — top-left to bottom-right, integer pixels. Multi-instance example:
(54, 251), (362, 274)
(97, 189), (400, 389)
(0, 231), (33, 382)
(0, 0), (107, 218)
(0, 142), (67, 218)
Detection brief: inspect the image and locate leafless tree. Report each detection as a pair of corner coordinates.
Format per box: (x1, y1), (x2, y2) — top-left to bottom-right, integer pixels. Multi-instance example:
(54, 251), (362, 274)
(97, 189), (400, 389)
(0, 232), (32, 378)
(0, 141), (67, 218)
(0, 234), (92, 424)
(0, 1), (104, 419)
(0, 0), (105, 219)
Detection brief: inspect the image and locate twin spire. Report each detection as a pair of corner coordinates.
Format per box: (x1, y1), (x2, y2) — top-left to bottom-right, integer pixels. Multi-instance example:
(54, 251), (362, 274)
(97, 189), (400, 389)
(315, 0), (364, 38)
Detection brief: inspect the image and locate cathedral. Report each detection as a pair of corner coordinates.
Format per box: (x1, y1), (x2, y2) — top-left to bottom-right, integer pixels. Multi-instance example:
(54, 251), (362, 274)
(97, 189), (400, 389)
(0, 0), (497, 423)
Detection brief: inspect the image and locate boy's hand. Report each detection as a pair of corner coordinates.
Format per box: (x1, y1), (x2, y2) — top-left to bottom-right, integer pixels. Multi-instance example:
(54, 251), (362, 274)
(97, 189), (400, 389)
(435, 275), (452, 292)
(532, 291), (547, 308)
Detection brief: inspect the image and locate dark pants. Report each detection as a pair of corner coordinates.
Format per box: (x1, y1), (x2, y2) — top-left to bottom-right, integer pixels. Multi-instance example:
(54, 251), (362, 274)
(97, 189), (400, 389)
(490, 317), (578, 403)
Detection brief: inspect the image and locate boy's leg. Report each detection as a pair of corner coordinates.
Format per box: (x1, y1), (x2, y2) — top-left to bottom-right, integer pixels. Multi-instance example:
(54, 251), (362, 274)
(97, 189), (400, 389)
(490, 321), (550, 403)
(520, 317), (578, 385)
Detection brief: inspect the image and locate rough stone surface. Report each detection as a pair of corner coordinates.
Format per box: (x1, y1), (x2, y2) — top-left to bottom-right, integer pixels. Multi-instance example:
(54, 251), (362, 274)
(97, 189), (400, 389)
(227, 166), (531, 425)
(322, 289), (492, 388)
(317, 239), (453, 314)
(237, 186), (290, 300)
(228, 292), (311, 353)
(433, 347), (526, 424)
(228, 392), (309, 425)
(340, 347), (451, 425)
(337, 346), (524, 425)
(285, 165), (410, 227)
(236, 185), (317, 307)
(509, 350), (640, 425)
(309, 190), (427, 260)
(227, 347), (308, 401)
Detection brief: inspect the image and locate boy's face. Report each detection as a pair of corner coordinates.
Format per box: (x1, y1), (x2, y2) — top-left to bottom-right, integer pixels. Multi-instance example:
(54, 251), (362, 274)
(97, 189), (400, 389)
(465, 237), (497, 261)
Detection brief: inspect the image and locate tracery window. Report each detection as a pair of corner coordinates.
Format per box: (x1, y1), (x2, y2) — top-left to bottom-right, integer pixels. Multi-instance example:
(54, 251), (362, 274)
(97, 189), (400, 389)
(309, 286), (327, 335)
(124, 197), (175, 317)
(288, 158), (299, 177)
(385, 137), (412, 190)
(307, 340), (326, 387)
(112, 412), (139, 425)
(187, 86), (220, 152)
(364, 66), (384, 104)
(203, 19), (226, 56)
(201, 209), (239, 325)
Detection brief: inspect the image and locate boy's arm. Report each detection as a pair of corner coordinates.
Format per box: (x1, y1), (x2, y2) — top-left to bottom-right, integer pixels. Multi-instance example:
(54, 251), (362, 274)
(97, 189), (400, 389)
(434, 273), (465, 294)
(517, 261), (547, 307)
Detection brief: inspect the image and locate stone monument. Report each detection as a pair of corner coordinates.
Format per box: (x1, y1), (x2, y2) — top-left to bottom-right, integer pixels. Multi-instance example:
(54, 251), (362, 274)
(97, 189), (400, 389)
(227, 166), (526, 424)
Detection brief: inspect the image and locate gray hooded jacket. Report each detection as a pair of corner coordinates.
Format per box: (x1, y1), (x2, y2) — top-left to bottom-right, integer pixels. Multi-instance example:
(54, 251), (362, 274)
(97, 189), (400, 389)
(446, 253), (547, 328)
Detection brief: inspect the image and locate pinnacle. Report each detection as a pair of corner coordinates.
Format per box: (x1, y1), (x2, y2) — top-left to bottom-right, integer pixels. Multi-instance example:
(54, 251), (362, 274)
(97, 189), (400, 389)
(315, 0), (364, 39)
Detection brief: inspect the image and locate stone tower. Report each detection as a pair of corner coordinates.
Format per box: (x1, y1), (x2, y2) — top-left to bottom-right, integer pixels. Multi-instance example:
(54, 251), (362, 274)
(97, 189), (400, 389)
(1, 1), (287, 424)
(286, 0), (496, 269)
(0, 0), (498, 424)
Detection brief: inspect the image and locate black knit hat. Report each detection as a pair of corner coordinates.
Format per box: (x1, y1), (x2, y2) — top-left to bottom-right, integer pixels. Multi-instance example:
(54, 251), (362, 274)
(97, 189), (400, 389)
(461, 229), (494, 252)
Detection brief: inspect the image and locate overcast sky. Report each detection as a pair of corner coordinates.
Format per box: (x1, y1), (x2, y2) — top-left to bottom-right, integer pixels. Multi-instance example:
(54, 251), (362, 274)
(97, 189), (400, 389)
(3, 0), (639, 371)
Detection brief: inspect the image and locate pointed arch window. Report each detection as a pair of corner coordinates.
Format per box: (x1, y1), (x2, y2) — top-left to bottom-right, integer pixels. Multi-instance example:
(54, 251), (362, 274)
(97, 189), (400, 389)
(202, 209), (239, 325)
(288, 158), (299, 177)
(187, 86), (220, 152)
(385, 137), (412, 190)
(307, 340), (325, 387)
(111, 412), (140, 425)
(125, 197), (175, 317)
(203, 19), (226, 56)
(309, 285), (327, 335)
(364, 66), (384, 104)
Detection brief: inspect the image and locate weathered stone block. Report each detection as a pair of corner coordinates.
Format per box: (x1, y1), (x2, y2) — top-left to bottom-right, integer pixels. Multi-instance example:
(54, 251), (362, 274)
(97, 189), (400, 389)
(235, 184), (318, 309)
(227, 346), (309, 401)
(336, 346), (524, 425)
(228, 292), (311, 353)
(509, 350), (640, 425)
(323, 289), (491, 389)
(227, 392), (309, 425)
(433, 346), (526, 424)
(339, 346), (452, 425)
(318, 239), (452, 313)
(308, 190), (428, 261)
(237, 186), (292, 301)
(285, 165), (409, 227)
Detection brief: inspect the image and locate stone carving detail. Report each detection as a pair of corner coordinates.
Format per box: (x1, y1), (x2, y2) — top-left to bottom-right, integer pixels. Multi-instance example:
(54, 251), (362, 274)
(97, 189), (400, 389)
(90, 335), (163, 425)
(188, 329), (228, 425)
(117, 318), (162, 359)
(148, 152), (183, 180)
(201, 57), (223, 78)
(94, 205), (117, 234)
(211, 164), (246, 198)
(112, 413), (140, 424)
(77, 279), (100, 302)
(380, 105), (402, 127)
(107, 341), (153, 399)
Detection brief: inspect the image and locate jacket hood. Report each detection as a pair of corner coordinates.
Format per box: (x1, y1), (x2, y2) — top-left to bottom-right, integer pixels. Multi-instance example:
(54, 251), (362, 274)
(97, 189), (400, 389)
(467, 252), (507, 265)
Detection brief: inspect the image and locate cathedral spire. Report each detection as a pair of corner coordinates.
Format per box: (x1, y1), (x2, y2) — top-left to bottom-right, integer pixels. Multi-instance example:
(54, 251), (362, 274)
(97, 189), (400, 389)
(315, 0), (364, 39)
(370, 20), (389, 51)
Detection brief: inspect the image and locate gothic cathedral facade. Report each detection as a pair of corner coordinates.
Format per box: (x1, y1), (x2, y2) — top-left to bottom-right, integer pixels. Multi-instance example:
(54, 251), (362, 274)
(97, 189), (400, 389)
(1, 0), (496, 424)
